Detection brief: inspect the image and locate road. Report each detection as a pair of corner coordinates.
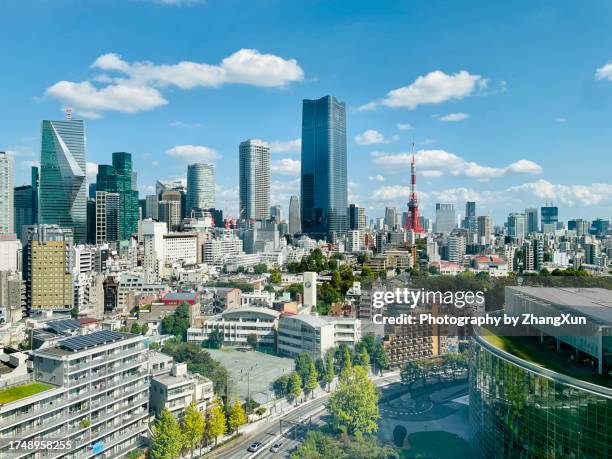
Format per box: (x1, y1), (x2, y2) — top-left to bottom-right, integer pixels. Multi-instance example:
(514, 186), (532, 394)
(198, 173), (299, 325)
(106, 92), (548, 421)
(207, 372), (400, 459)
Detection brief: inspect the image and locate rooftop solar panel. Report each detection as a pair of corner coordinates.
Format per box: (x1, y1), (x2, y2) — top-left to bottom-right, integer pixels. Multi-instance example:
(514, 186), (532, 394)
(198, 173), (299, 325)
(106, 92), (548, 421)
(46, 319), (81, 334)
(58, 330), (124, 352)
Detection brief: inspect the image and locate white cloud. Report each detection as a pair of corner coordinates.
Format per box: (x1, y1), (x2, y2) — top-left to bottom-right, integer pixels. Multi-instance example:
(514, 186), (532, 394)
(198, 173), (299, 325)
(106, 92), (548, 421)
(169, 120), (202, 128)
(271, 158), (301, 176)
(359, 70), (484, 111)
(45, 49), (304, 117)
(355, 129), (391, 145)
(555, 117), (567, 123)
(397, 123), (413, 131)
(437, 112), (469, 122)
(269, 138), (301, 154)
(372, 185), (411, 200)
(508, 180), (612, 207)
(20, 160), (40, 170)
(45, 81), (167, 116)
(595, 62), (612, 80)
(371, 149), (543, 179)
(86, 162), (98, 183)
(165, 145), (221, 162)
(368, 174), (386, 182)
(422, 170), (444, 178)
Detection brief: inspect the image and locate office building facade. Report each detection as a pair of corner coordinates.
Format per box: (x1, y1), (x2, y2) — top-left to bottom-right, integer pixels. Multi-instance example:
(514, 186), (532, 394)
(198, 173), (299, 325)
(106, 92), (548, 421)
(239, 139), (270, 221)
(96, 153), (139, 241)
(186, 163), (215, 214)
(39, 119), (87, 243)
(301, 95), (348, 240)
(435, 203), (456, 235)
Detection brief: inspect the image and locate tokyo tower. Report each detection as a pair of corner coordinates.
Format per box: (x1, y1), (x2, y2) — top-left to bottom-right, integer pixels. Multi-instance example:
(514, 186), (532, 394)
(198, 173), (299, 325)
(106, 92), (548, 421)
(404, 154), (424, 233)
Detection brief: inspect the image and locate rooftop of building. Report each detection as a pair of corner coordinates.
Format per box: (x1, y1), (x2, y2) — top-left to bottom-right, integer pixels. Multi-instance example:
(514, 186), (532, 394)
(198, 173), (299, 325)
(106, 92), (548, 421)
(478, 327), (611, 390)
(33, 330), (140, 357)
(508, 286), (612, 326)
(163, 292), (199, 302)
(0, 381), (55, 405)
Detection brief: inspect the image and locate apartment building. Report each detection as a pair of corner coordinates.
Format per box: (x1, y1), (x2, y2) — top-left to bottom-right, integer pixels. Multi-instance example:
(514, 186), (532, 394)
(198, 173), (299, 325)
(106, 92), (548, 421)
(150, 362), (213, 418)
(0, 331), (149, 458)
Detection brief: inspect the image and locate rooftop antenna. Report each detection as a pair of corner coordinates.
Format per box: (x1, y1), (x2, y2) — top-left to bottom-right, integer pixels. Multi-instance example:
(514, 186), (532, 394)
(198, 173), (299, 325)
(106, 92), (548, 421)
(65, 107), (73, 121)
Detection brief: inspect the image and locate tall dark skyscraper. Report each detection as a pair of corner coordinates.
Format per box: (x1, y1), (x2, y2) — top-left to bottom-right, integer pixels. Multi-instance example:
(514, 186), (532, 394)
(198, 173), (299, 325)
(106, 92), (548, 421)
(39, 119), (87, 243)
(463, 201), (477, 232)
(541, 203), (559, 230)
(301, 95), (347, 240)
(96, 152), (139, 241)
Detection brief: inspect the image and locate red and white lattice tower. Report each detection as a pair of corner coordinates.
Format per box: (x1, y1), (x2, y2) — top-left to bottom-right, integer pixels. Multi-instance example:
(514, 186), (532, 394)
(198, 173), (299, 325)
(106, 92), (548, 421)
(404, 153), (424, 233)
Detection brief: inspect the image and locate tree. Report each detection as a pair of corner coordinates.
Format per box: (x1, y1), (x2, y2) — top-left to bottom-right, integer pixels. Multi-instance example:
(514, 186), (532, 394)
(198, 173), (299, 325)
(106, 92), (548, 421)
(355, 347), (370, 370)
(287, 371), (303, 405)
(328, 365), (380, 435)
(305, 362), (318, 399)
(270, 268), (282, 284)
(206, 329), (223, 349)
(205, 404), (227, 446)
(340, 345), (353, 376)
(400, 361), (423, 388)
(294, 353), (312, 387)
(130, 322), (142, 334)
(360, 265), (374, 279)
(324, 352), (335, 391)
(227, 400), (247, 433)
(161, 303), (190, 341)
(314, 358), (326, 384)
(393, 425), (407, 447)
(181, 402), (205, 458)
(372, 344), (389, 376)
(253, 263), (268, 274)
(246, 333), (258, 350)
(141, 323), (149, 335)
(151, 408), (183, 459)
(273, 374), (289, 397)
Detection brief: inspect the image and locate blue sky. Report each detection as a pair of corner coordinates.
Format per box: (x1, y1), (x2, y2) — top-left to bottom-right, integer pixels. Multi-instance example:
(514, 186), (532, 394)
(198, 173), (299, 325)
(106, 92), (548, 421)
(2, 0), (612, 224)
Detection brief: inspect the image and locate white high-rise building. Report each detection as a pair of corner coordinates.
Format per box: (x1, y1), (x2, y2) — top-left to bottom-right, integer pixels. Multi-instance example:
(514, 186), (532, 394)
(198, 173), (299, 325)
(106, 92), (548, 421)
(0, 152), (13, 235)
(507, 213), (526, 240)
(187, 163), (215, 214)
(435, 203), (456, 235)
(239, 139), (270, 220)
(448, 234), (466, 264)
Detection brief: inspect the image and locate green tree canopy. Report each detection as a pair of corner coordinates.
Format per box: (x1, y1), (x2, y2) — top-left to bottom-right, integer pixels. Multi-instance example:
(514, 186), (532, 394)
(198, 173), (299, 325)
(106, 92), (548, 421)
(151, 408), (183, 459)
(328, 365), (380, 435)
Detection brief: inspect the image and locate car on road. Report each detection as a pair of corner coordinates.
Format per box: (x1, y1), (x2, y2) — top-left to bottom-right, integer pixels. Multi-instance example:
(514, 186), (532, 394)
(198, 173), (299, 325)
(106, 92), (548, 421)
(270, 442), (283, 453)
(248, 442), (263, 452)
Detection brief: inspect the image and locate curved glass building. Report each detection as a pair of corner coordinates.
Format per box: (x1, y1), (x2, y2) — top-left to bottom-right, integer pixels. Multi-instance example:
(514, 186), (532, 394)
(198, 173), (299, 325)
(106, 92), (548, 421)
(470, 328), (612, 458)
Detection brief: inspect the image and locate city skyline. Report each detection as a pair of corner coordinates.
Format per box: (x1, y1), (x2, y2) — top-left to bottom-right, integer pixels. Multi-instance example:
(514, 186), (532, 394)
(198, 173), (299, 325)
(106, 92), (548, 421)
(2, 1), (612, 223)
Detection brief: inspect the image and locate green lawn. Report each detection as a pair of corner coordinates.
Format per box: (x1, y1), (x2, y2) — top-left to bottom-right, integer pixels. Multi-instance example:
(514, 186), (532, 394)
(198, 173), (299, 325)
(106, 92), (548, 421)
(0, 381), (54, 404)
(402, 431), (471, 459)
(481, 330), (610, 388)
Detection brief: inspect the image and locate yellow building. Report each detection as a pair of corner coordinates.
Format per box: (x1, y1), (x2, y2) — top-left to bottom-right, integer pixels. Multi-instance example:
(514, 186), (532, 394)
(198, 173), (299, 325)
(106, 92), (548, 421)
(26, 225), (73, 310)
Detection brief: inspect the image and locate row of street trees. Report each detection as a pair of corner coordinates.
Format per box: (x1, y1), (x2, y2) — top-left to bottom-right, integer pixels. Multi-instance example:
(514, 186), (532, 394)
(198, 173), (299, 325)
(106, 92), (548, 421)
(400, 352), (469, 387)
(151, 399), (246, 459)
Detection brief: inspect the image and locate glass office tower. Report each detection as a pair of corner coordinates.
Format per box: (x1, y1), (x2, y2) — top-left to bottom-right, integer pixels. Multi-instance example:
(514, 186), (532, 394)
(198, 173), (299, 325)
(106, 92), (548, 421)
(186, 163), (215, 214)
(39, 119), (87, 243)
(96, 152), (139, 241)
(301, 95), (347, 240)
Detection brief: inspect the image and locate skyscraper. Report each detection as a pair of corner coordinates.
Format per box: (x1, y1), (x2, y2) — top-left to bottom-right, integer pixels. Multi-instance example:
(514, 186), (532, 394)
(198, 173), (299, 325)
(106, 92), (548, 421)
(270, 205), (282, 222)
(14, 185), (34, 241)
(384, 207), (397, 229)
(525, 208), (539, 234)
(463, 201), (477, 232)
(187, 163), (215, 214)
(239, 139), (271, 221)
(97, 152), (139, 240)
(301, 95), (348, 240)
(0, 151), (14, 235)
(541, 203), (558, 230)
(507, 213), (526, 240)
(289, 195), (301, 234)
(435, 203), (456, 235)
(477, 215), (492, 244)
(39, 119), (87, 243)
(95, 191), (120, 244)
(348, 204), (366, 231)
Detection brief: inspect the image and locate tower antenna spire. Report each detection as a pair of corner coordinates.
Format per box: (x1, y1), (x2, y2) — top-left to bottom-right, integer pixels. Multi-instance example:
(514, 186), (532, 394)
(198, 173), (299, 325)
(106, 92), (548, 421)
(404, 141), (424, 233)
